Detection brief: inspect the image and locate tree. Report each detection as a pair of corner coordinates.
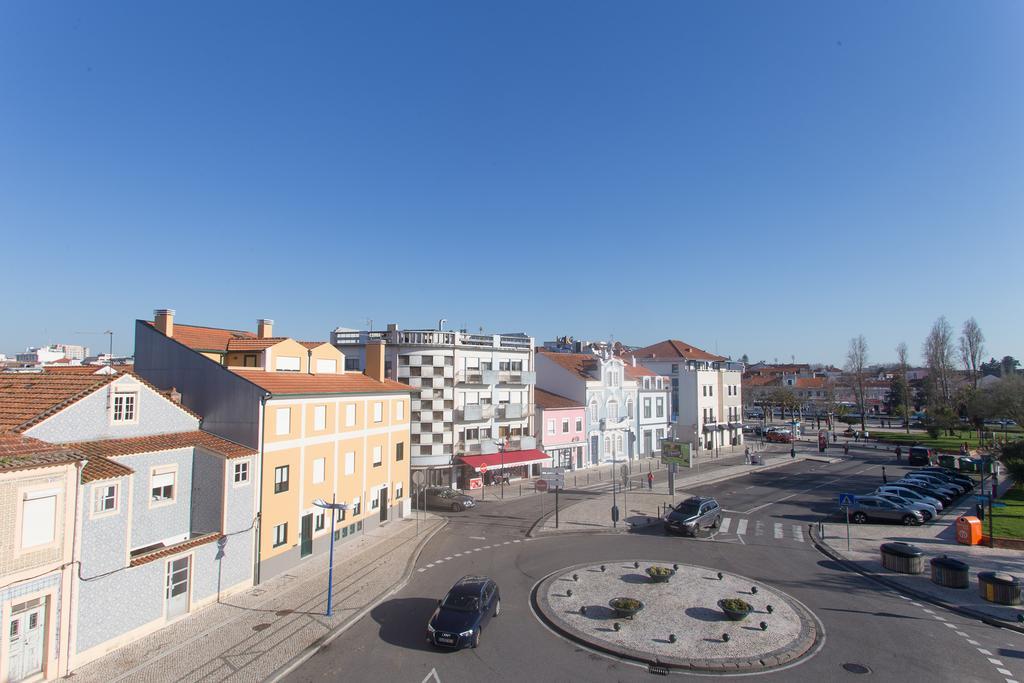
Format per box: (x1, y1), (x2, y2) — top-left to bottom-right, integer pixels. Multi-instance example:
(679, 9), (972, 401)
(740, 354), (750, 365)
(845, 335), (869, 433)
(923, 316), (957, 432)
(958, 318), (985, 389)
(988, 375), (1024, 428)
(1002, 356), (1021, 378)
(896, 342), (912, 433)
(982, 357), (1002, 377)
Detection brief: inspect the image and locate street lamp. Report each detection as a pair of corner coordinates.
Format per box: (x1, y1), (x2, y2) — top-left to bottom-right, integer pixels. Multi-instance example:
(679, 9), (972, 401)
(495, 438), (507, 499)
(312, 496), (350, 617)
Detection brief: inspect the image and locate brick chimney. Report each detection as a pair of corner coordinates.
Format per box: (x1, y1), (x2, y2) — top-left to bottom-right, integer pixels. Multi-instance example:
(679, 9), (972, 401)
(257, 319), (274, 339)
(167, 387), (182, 404)
(365, 340), (386, 382)
(154, 309), (175, 337)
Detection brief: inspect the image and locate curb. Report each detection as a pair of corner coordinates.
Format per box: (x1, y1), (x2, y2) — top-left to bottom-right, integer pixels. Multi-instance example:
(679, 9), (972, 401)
(267, 517), (449, 682)
(807, 523), (1024, 635)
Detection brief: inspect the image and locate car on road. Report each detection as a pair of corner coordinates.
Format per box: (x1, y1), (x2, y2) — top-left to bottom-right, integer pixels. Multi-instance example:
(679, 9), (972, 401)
(876, 485), (944, 511)
(427, 576), (500, 649)
(420, 486), (476, 512)
(908, 446), (936, 466)
(664, 497), (722, 536)
(892, 479), (954, 506)
(874, 492), (937, 521)
(846, 496), (925, 526)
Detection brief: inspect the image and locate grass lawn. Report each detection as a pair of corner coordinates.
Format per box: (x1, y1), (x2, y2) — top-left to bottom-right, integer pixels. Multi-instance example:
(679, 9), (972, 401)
(874, 429), (1022, 453)
(990, 488), (1024, 540)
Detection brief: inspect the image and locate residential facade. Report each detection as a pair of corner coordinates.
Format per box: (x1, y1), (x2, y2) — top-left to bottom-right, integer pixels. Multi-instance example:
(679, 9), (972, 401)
(134, 310), (412, 582)
(623, 360), (673, 457)
(534, 389), (587, 470)
(332, 324), (539, 488)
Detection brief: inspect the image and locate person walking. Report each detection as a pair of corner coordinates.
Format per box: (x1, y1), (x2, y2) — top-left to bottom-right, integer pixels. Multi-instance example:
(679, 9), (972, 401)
(844, 442), (850, 455)
(895, 445), (902, 464)
(882, 466), (888, 484)
(744, 445), (751, 465)
(647, 471), (654, 490)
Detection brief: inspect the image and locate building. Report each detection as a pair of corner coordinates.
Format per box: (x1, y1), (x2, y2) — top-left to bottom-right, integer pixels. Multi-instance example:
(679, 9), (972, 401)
(0, 434), (83, 682)
(15, 344), (90, 364)
(629, 339), (744, 455)
(0, 366), (260, 670)
(332, 324), (541, 489)
(134, 310), (412, 581)
(622, 359), (673, 457)
(536, 349), (638, 465)
(534, 389), (587, 470)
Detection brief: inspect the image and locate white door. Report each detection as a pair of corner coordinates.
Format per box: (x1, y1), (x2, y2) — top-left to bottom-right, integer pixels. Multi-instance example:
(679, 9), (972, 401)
(165, 557), (191, 619)
(8, 599), (45, 682)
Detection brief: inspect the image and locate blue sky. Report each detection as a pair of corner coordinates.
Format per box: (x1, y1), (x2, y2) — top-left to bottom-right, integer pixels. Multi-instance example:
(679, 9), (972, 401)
(1, 1), (1021, 366)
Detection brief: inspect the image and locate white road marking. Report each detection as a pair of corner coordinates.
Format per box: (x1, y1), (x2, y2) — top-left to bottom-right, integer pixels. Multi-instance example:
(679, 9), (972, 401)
(444, 556), (452, 560)
(773, 523), (784, 539)
(932, 615), (947, 621)
(417, 568), (426, 573)
(944, 623), (957, 629)
(967, 639), (980, 645)
(793, 526), (805, 542)
(922, 608), (935, 613)
(513, 539), (521, 543)
(422, 667), (441, 683)
(504, 541), (511, 545)
(955, 631), (968, 637)
(736, 519), (748, 535)
(911, 602), (923, 607)
(1005, 678), (1018, 683)
(483, 545), (491, 549)
(998, 669), (1013, 676)
(470, 536), (486, 540)
(979, 648), (993, 655)
(755, 520), (765, 536)
(719, 517), (732, 533)
(454, 553), (462, 557)
(426, 563), (435, 568)
(898, 595), (910, 600)
(989, 658), (1004, 666)
(435, 560), (444, 564)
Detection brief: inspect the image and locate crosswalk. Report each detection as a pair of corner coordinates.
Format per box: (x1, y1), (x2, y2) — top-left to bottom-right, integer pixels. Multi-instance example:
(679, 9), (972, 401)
(708, 515), (810, 546)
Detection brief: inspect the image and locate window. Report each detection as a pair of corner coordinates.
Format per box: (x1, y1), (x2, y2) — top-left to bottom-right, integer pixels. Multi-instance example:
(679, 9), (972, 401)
(396, 482), (404, 499)
(575, 417), (583, 432)
(93, 484), (118, 514)
(644, 398), (652, 418)
(315, 511), (325, 531)
(314, 405), (327, 431)
(396, 442), (404, 461)
(275, 355), (301, 372)
(315, 358), (337, 373)
(643, 377), (650, 389)
(709, 385), (713, 396)
(547, 419), (555, 435)
(313, 458), (325, 484)
(345, 404), (357, 426)
(344, 451), (355, 475)
(372, 445), (382, 467)
(396, 401), (405, 420)
(352, 498), (361, 516)
(615, 433), (624, 455)
(112, 392), (137, 423)
(336, 506), (346, 522)
(607, 401), (618, 421)
(345, 358), (361, 371)
(656, 397), (664, 418)
(151, 470), (176, 503)
(373, 402), (383, 423)
(626, 400), (634, 419)
(371, 495), (379, 510)
(231, 461), (249, 484)
(244, 354), (258, 367)
(273, 523), (288, 547)
(511, 360), (522, 371)
(22, 490), (57, 548)
(275, 408), (291, 436)
(589, 400), (598, 421)
(702, 386), (707, 397)
(274, 465), (289, 493)
(562, 418), (569, 433)
(671, 363), (679, 373)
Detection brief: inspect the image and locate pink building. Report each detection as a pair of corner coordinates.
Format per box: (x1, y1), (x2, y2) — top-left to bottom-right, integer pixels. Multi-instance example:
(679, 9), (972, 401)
(535, 388), (588, 470)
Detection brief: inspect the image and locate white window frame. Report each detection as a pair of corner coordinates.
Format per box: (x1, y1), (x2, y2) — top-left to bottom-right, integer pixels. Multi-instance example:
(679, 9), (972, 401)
(344, 451), (355, 475)
(273, 522), (288, 548)
(607, 400), (618, 421)
(547, 419), (555, 435)
(312, 458), (326, 484)
(274, 465), (289, 493)
(345, 403), (357, 427)
(313, 405), (327, 432)
(315, 511), (325, 531)
(111, 390), (139, 424)
(373, 402), (383, 423)
(315, 358), (337, 374)
(352, 497), (361, 516)
(656, 397), (664, 418)
(19, 488), (59, 551)
(575, 417), (583, 432)
(562, 418), (569, 433)
(275, 355), (301, 372)
(150, 467), (177, 507)
(92, 482), (120, 517)
(275, 407), (291, 436)
(233, 460), (250, 486)
(372, 445), (383, 467)
(396, 482), (404, 499)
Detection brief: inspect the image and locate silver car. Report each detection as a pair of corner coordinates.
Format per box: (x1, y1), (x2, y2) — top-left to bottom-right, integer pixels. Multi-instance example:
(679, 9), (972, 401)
(874, 492), (937, 522)
(845, 496), (924, 526)
(876, 485), (944, 511)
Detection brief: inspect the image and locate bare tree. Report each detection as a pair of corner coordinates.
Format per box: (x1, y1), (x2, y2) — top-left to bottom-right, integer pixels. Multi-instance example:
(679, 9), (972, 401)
(896, 342), (911, 433)
(845, 335), (869, 433)
(959, 317), (985, 389)
(923, 316), (956, 409)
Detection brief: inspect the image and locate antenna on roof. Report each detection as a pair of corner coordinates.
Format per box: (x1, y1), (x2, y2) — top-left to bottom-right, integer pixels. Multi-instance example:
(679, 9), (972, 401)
(366, 318), (373, 332)
(105, 331), (113, 367)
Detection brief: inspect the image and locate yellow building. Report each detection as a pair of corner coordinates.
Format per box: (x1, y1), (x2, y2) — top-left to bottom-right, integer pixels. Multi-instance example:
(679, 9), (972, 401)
(134, 310), (412, 581)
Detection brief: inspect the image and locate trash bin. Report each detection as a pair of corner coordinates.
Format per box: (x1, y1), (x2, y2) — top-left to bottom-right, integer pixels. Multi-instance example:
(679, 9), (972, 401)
(938, 455), (957, 469)
(956, 516), (983, 545)
(880, 542), (925, 574)
(930, 555), (970, 589)
(978, 571), (1023, 605)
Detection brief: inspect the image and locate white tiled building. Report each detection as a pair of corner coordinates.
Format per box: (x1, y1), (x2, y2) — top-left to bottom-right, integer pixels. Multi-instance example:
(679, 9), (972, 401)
(622, 359), (673, 457)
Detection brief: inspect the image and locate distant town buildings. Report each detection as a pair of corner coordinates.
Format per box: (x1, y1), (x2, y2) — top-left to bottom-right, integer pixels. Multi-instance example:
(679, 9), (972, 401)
(15, 344), (89, 364)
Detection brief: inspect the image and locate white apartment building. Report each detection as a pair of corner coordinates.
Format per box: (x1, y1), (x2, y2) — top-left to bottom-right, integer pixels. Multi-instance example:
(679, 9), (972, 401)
(623, 359), (673, 457)
(16, 344), (89, 364)
(630, 339), (744, 455)
(332, 324), (538, 488)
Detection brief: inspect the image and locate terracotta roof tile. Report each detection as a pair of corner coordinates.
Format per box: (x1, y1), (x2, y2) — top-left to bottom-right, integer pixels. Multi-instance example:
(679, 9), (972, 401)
(621, 362), (657, 378)
(743, 375), (781, 387)
(230, 369), (411, 396)
(144, 320), (256, 352)
(537, 351), (601, 380)
(68, 430), (256, 462)
(299, 341), (329, 349)
(82, 457), (135, 483)
(225, 337), (289, 351)
(630, 339), (727, 362)
(0, 372), (117, 432)
(794, 377), (828, 389)
(534, 388), (583, 410)
(0, 433), (83, 473)
(130, 532), (222, 567)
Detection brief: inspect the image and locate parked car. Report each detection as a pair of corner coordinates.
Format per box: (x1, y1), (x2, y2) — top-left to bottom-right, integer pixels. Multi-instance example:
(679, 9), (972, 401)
(908, 446), (936, 466)
(845, 496), (924, 526)
(427, 576), (500, 649)
(420, 486), (476, 512)
(876, 484), (944, 511)
(874, 492), (937, 521)
(902, 473), (965, 497)
(919, 467), (975, 489)
(664, 496), (722, 536)
(906, 471), (970, 494)
(893, 479), (953, 506)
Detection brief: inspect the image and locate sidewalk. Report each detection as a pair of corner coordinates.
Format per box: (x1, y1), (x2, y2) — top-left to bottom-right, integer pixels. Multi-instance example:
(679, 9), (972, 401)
(812, 478), (1024, 628)
(70, 514), (445, 683)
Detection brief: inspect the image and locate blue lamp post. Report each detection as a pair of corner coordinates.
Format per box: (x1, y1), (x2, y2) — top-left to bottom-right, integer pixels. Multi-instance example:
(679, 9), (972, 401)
(312, 496), (350, 617)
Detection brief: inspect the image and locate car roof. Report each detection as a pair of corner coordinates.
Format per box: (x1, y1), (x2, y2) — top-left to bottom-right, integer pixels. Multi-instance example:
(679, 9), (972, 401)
(683, 496), (715, 505)
(453, 575), (492, 592)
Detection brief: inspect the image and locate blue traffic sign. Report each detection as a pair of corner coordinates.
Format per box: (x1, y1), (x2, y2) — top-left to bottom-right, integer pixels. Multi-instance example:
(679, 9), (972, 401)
(838, 493), (857, 507)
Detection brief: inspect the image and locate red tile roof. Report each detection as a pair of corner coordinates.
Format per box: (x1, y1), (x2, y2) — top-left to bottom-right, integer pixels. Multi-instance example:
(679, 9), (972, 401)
(230, 369), (411, 396)
(459, 450), (550, 471)
(225, 337), (289, 351)
(537, 351), (601, 380)
(0, 433), (83, 473)
(299, 341), (330, 349)
(621, 362), (657, 378)
(794, 377), (828, 389)
(630, 339), (727, 362)
(0, 371), (118, 432)
(743, 375), (781, 387)
(144, 320), (256, 352)
(68, 431), (256, 462)
(81, 457), (134, 483)
(130, 532), (223, 567)
(534, 388), (583, 410)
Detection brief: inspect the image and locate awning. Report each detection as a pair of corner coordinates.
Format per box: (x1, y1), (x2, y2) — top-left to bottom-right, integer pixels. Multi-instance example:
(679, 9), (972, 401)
(459, 450), (551, 472)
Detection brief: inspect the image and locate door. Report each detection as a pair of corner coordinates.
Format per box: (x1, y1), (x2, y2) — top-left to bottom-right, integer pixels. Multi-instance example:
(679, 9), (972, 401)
(166, 557), (191, 619)
(300, 513), (313, 557)
(590, 436), (599, 464)
(643, 430), (652, 456)
(379, 487), (388, 523)
(8, 599), (45, 682)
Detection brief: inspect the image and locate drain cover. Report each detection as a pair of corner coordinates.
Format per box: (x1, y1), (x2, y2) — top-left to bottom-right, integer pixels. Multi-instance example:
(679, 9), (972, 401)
(843, 663), (871, 674)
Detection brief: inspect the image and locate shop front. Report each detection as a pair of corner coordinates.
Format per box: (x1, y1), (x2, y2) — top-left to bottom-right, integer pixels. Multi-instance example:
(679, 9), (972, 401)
(457, 450), (550, 490)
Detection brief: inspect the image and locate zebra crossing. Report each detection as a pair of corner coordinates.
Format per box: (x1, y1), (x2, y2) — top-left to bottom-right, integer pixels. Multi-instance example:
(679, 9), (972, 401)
(707, 515), (811, 546)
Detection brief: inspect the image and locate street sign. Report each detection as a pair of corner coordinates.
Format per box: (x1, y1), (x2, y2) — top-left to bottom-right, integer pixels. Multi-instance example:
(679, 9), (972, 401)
(535, 479), (549, 492)
(479, 464), (488, 473)
(411, 470), (425, 487)
(838, 493), (857, 507)
(661, 439), (692, 467)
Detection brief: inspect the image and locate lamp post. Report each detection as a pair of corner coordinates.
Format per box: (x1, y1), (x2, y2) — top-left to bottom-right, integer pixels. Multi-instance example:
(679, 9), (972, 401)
(495, 438), (507, 500)
(312, 496), (350, 617)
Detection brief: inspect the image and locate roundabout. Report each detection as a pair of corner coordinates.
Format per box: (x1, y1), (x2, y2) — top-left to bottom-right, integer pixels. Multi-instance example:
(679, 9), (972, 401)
(531, 560), (823, 673)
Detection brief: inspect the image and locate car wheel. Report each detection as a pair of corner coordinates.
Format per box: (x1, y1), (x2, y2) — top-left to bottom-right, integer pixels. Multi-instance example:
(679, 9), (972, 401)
(710, 516), (721, 529)
(451, 503), (463, 512)
(494, 599), (500, 617)
(902, 514), (920, 526)
(472, 629), (481, 648)
(852, 512), (868, 524)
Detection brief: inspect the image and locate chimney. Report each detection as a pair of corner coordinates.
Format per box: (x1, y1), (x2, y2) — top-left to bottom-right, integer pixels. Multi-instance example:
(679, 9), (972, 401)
(386, 323), (398, 333)
(365, 340), (386, 382)
(168, 387), (182, 404)
(154, 309), (175, 337)
(257, 319), (274, 339)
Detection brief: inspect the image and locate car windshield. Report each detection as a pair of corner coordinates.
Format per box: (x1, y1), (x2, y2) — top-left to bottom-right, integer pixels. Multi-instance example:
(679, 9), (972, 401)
(674, 502), (702, 517)
(441, 591), (480, 612)
(435, 489), (455, 499)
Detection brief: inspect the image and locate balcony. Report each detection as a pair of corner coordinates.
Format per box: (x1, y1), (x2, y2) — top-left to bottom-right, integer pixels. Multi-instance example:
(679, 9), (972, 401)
(498, 370), (536, 385)
(457, 404), (494, 422)
(498, 403), (528, 420)
(599, 416), (630, 430)
(506, 435), (537, 450)
(457, 369), (498, 385)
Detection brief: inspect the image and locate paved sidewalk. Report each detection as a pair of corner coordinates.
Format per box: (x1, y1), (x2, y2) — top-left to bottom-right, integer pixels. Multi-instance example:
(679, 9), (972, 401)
(812, 478), (1024, 627)
(71, 514), (445, 683)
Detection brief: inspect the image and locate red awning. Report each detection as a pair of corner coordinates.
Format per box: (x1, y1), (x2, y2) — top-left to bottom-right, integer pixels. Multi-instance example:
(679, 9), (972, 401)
(459, 450), (551, 472)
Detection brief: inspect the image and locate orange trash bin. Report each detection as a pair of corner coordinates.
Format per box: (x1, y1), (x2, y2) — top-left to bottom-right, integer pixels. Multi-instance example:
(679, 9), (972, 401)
(956, 516), (982, 545)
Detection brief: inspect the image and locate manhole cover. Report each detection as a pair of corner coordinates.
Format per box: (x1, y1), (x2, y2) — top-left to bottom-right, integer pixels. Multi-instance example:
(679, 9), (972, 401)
(252, 623), (271, 632)
(843, 663), (871, 674)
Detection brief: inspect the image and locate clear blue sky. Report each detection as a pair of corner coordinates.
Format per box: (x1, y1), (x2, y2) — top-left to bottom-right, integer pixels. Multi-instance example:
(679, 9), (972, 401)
(1, 1), (1021, 366)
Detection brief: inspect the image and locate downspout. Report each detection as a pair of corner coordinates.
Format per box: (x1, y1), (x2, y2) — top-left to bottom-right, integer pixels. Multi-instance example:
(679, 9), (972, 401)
(254, 393), (269, 585)
(64, 457), (86, 677)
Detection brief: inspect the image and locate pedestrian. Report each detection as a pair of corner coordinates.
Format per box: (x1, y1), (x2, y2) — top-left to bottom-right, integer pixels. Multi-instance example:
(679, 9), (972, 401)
(882, 466), (888, 484)
(844, 442), (849, 455)
(895, 445), (902, 463)
(744, 445), (751, 464)
(647, 471), (654, 490)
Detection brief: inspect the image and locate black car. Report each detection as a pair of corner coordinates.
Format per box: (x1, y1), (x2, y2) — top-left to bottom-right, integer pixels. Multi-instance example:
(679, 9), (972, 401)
(427, 576), (500, 649)
(908, 446), (935, 466)
(919, 467), (975, 489)
(664, 497), (722, 536)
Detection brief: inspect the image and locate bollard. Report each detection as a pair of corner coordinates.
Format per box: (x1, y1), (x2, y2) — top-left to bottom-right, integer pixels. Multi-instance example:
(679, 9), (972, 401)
(519, 484), (522, 497)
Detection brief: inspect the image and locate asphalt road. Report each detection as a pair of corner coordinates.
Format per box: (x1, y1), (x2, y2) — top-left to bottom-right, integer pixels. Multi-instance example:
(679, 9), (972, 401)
(285, 449), (1024, 682)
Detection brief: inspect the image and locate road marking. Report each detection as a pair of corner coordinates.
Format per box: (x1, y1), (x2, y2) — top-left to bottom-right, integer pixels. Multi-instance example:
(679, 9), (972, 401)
(470, 536), (486, 540)
(422, 667), (441, 683)
(897, 595), (910, 600)
(719, 517), (732, 533)
(435, 559), (444, 564)
(444, 556), (452, 560)
(503, 541), (511, 545)
(483, 545), (491, 549)
(998, 669), (1013, 676)
(989, 658), (1005, 666)
(932, 615), (946, 621)
(736, 519), (748, 535)
(911, 602), (923, 607)
(967, 639), (980, 645)
(944, 623), (957, 629)
(773, 523), (784, 539)
(979, 648), (993, 655)
(755, 520), (765, 537)
(454, 553), (462, 557)
(513, 539), (521, 543)
(745, 485), (754, 489)
(922, 608), (934, 613)
(426, 563), (435, 568)
(955, 631), (968, 637)
(417, 568), (426, 573)
(793, 526), (805, 542)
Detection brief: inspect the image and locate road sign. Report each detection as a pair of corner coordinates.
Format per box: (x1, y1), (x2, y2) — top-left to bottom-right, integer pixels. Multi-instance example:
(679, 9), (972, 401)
(661, 439), (692, 467)
(412, 470), (425, 486)
(838, 493), (857, 507)
(478, 464), (488, 473)
(535, 479), (548, 492)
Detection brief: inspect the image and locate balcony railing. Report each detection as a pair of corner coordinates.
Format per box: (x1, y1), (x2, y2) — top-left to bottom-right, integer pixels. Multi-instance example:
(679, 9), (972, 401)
(498, 403), (529, 420)
(497, 370), (536, 385)
(457, 404), (495, 422)
(457, 369), (498, 385)
(332, 328), (533, 350)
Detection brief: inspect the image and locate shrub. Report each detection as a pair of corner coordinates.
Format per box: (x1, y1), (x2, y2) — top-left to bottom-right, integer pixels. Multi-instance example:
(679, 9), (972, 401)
(646, 566), (673, 577)
(719, 598), (752, 612)
(610, 598), (642, 611)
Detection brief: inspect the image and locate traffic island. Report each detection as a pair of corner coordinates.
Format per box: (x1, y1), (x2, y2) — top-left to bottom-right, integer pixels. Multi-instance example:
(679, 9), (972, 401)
(531, 561), (822, 673)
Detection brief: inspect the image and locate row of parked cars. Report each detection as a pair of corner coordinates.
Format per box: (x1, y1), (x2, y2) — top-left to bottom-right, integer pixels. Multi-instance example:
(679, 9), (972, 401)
(844, 467), (976, 526)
